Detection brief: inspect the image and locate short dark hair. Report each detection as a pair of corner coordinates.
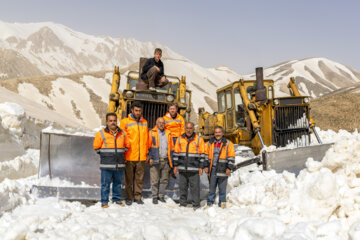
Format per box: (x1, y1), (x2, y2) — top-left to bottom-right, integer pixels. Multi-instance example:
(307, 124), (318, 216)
(168, 103), (178, 110)
(154, 48), (162, 54)
(214, 125), (224, 133)
(106, 112), (117, 121)
(131, 101), (143, 109)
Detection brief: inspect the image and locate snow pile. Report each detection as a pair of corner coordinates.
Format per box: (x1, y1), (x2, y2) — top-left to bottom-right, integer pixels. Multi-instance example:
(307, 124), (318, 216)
(0, 176), (36, 213)
(0, 149), (39, 182)
(227, 132), (360, 237)
(0, 102), (25, 136)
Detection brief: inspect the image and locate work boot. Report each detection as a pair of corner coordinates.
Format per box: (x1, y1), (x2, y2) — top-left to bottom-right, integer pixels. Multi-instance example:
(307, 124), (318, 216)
(135, 199), (144, 205)
(220, 202), (226, 209)
(204, 204), (213, 210)
(193, 205), (200, 211)
(115, 201), (125, 207)
(158, 197), (166, 203)
(125, 199), (132, 206)
(101, 203), (109, 208)
(152, 198), (158, 204)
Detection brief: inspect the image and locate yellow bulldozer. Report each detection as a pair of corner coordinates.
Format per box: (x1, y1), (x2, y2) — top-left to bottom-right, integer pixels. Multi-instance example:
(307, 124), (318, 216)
(198, 67), (333, 173)
(33, 58), (194, 200)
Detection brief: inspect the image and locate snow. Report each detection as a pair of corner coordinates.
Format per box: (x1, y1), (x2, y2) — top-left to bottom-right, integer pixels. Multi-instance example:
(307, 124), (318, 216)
(0, 129), (359, 239)
(0, 102), (25, 135)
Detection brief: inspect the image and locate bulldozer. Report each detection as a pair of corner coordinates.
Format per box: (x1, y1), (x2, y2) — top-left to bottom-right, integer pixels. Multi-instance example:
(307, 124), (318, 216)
(198, 67), (333, 174)
(32, 58), (193, 200)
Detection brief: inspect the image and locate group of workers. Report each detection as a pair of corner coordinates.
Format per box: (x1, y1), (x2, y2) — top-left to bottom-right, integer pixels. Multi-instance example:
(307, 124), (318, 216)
(93, 101), (235, 209)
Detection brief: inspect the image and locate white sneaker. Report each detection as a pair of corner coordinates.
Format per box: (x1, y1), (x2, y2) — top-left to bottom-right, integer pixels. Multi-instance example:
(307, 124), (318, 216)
(149, 87), (156, 91)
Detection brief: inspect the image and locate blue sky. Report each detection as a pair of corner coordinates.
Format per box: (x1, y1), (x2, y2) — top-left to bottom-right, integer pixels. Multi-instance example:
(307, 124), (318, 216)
(0, 0), (359, 74)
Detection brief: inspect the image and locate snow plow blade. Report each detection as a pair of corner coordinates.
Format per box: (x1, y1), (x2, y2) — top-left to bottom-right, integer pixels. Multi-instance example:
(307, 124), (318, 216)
(33, 132), (209, 201)
(262, 143), (334, 174)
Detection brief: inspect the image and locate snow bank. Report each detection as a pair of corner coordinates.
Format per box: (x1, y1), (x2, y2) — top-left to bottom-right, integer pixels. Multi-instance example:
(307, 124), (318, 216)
(0, 102), (25, 136)
(0, 149), (39, 183)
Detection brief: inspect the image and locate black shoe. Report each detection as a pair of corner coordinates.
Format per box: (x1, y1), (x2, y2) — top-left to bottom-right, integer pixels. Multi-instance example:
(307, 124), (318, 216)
(135, 199), (144, 204)
(158, 197), (166, 203)
(193, 205), (200, 210)
(152, 198), (158, 204)
(125, 199), (132, 206)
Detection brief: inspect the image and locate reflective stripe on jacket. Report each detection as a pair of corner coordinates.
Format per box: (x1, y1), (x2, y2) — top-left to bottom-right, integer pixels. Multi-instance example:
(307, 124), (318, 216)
(148, 127), (174, 167)
(173, 133), (205, 172)
(205, 137), (235, 177)
(93, 127), (126, 169)
(163, 112), (185, 138)
(120, 114), (149, 161)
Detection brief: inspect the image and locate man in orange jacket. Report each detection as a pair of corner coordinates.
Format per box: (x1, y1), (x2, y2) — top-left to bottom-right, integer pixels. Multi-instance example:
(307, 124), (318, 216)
(148, 117), (173, 204)
(163, 103), (185, 145)
(93, 113), (126, 208)
(120, 101), (148, 205)
(204, 126), (235, 208)
(173, 122), (205, 209)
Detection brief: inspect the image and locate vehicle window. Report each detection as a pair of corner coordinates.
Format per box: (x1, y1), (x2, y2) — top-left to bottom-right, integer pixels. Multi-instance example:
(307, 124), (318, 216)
(226, 90), (232, 109)
(218, 92), (226, 113)
(234, 88), (245, 127)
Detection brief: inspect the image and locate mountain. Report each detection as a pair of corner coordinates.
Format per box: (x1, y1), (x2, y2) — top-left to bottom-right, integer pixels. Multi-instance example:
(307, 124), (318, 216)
(0, 21), (184, 77)
(244, 57), (360, 98)
(0, 59), (241, 129)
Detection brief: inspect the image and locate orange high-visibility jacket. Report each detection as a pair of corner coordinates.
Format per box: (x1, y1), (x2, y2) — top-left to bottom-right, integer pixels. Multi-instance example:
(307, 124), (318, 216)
(93, 127), (126, 169)
(205, 137), (235, 177)
(173, 133), (205, 172)
(148, 127), (174, 167)
(163, 112), (185, 138)
(120, 114), (149, 161)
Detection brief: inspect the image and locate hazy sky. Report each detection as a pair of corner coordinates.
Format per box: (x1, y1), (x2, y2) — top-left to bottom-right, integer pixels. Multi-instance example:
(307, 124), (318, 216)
(0, 0), (359, 74)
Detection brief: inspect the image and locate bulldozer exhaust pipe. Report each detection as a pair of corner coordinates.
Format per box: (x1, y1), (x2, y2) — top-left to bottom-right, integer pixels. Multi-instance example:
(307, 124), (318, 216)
(255, 67), (267, 102)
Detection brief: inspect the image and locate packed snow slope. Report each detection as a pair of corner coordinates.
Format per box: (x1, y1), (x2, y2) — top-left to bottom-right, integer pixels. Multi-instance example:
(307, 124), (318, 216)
(244, 57), (360, 98)
(1, 129), (360, 239)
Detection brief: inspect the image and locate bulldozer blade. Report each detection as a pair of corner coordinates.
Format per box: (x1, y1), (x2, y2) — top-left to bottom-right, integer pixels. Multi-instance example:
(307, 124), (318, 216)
(262, 143), (334, 174)
(31, 185), (101, 200)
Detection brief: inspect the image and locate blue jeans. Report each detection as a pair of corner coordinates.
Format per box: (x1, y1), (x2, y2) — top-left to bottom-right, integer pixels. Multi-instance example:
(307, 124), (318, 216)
(101, 169), (124, 204)
(207, 167), (228, 206)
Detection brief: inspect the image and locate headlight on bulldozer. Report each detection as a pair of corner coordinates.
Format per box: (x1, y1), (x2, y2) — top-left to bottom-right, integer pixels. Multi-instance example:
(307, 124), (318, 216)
(166, 95), (174, 102)
(304, 97), (310, 103)
(125, 91), (134, 98)
(274, 99), (279, 105)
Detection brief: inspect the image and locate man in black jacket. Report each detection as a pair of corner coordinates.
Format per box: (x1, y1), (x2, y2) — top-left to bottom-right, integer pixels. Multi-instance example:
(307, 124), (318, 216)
(140, 48), (169, 91)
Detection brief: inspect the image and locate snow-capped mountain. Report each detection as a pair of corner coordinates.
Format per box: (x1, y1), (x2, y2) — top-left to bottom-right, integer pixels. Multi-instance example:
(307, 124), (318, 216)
(0, 21), (184, 78)
(0, 58), (240, 129)
(244, 57), (360, 98)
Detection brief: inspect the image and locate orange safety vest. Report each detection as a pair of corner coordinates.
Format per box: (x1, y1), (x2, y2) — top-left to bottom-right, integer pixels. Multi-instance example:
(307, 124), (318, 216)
(93, 127), (126, 169)
(173, 133), (205, 172)
(148, 127), (174, 167)
(205, 137), (235, 177)
(163, 112), (185, 138)
(120, 114), (148, 161)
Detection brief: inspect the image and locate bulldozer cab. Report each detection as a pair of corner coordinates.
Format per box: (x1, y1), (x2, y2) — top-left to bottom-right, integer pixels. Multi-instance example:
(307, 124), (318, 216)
(216, 80), (275, 135)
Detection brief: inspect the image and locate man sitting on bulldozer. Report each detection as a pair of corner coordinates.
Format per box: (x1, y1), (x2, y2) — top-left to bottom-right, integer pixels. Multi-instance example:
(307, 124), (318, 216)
(138, 48), (169, 91)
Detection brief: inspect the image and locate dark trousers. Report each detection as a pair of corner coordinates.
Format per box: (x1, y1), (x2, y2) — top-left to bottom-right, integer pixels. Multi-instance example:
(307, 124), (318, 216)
(150, 158), (170, 198)
(207, 167), (228, 206)
(101, 169), (124, 204)
(125, 161), (145, 200)
(179, 171), (200, 207)
(146, 66), (169, 88)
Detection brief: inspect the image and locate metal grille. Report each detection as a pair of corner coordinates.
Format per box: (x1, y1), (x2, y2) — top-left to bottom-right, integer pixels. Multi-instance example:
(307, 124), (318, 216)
(274, 106), (310, 147)
(127, 102), (168, 129)
(135, 92), (166, 102)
